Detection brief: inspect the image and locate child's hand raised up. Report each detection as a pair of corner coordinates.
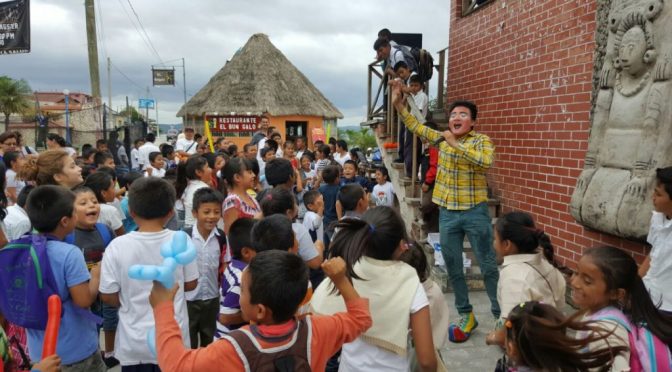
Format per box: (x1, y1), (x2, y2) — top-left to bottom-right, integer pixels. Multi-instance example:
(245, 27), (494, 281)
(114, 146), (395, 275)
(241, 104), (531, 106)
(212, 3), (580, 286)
(149, 281), (179, 309)
(322, 257), (361, 302)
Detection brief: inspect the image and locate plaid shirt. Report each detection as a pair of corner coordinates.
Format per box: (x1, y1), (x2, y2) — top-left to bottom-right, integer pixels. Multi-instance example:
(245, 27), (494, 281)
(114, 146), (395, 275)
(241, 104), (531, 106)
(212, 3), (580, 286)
(400, 109), (493, 210)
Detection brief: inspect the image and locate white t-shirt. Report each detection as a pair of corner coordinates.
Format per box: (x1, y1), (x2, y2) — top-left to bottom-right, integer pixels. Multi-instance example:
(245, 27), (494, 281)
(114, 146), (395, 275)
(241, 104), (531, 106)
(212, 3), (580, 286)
(292, 222), (319, 262)
(302, 211), (323, 243)
(339, 284), (429, 372)
(644, 211), (672, 311)
(137, 142), (160, 170)
(5, 169), (25, 201)
(256, 137), (268, 163)
(372, 182), (395, 207)
(333, 152), (351, 167)
(144, 166), (166, 178)
(175, 138), (197, 155)
(100, 229), (199, 365)
(182, 180), (210, 229)
(412, 90), (429, 118)
(98, 203), (124, 231)
(4, 205), (31, 240)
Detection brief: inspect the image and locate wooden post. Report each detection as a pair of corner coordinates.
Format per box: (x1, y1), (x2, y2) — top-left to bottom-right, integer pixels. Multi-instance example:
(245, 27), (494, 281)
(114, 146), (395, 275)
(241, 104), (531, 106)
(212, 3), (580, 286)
(367, 65), (372, 121)
(437, 49), (446, 111)
(85, 0), (101, 98)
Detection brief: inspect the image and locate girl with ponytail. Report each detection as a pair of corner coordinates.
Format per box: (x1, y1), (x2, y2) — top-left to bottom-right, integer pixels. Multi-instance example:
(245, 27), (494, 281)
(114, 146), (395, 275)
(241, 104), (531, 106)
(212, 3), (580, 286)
(310, 206), (438, 372)
(486, 211), (566, 346)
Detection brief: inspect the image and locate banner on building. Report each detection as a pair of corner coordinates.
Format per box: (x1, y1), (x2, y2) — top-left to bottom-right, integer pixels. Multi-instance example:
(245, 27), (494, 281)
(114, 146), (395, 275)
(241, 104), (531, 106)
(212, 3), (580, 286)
(311, 127), (326, 143)
(0, 0), (30, 55)
(152, 68), (175, 86)
(138, 98), (155, 109)
(210, 116), (260, 133)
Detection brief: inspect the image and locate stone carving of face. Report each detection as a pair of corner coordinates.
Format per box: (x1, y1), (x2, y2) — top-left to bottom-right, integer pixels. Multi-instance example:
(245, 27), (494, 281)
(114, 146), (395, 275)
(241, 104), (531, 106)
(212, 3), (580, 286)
(618, 26), (647, 76)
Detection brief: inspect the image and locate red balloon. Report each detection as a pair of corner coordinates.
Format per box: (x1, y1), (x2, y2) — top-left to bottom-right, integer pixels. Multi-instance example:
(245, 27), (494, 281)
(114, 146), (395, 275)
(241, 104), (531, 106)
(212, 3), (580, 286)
(41, 295), (62, 359)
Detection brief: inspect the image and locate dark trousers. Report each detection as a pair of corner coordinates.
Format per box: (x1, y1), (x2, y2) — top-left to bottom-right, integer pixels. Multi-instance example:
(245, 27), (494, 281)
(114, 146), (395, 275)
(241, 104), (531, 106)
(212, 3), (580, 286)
(187, 298), (219, 348)
(121, 364), (160, 372)
(399, 127), (421, 177)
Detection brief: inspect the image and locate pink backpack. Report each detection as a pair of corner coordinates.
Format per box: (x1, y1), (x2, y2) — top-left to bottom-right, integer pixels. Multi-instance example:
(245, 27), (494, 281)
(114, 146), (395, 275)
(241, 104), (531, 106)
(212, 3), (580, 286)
(592, 307), (672, 372)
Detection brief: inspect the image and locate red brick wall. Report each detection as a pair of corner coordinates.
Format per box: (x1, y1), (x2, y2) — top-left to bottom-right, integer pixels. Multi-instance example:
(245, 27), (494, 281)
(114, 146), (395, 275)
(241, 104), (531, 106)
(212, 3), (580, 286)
(446, 0), (648, 266)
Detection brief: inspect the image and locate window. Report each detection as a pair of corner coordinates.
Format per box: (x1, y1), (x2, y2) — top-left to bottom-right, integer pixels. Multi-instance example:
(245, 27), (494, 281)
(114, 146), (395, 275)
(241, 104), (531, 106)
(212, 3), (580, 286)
(462, 0), (493, 16)
(285, 121), (307, 142)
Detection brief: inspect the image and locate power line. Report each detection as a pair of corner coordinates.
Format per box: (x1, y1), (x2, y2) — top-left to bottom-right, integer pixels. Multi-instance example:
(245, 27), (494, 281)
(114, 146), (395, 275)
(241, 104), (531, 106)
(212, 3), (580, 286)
(95, 0), (108, 59)
(110, 62), (144, 92)
(115, 0), (159, 63)
(125, 0), (163, 63)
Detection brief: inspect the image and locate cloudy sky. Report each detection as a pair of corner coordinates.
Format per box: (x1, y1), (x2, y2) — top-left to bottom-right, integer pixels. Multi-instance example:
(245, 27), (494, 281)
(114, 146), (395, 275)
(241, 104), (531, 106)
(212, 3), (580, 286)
(0, 0), (450, 126)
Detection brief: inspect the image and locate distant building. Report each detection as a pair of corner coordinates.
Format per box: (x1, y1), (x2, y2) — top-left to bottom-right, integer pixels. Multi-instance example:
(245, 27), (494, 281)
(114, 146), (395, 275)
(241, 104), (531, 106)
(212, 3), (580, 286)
(177, 33), (343, 149)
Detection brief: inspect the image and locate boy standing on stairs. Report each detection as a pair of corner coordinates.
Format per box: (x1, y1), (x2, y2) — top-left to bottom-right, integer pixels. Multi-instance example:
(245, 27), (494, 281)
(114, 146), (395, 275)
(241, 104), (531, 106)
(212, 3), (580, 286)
(391, 79), (500, 343)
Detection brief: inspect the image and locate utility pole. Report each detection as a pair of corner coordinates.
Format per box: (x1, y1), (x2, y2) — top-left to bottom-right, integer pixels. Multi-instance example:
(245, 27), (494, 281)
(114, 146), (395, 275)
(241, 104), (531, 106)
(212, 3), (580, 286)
(145, 86), (150, 133)
(84, 0), (101, 99)
(107, 57), (112, 109)
(182, 58), (188, 128)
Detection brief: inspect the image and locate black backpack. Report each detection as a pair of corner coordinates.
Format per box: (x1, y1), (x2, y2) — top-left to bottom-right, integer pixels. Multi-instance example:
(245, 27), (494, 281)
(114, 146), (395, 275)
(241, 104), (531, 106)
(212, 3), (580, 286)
(408, 47), (434, 83)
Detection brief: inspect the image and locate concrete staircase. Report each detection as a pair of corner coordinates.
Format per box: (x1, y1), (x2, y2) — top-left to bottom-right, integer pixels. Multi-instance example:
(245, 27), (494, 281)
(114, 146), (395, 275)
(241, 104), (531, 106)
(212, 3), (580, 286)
(370, 113), (500, 293)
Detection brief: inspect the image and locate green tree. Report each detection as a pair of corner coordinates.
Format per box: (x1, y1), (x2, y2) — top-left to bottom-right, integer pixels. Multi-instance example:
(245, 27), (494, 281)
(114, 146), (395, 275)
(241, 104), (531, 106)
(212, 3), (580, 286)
(119, 106), (142, 122)
(0, 76), (32, 132)
(338, 127), (377, 150)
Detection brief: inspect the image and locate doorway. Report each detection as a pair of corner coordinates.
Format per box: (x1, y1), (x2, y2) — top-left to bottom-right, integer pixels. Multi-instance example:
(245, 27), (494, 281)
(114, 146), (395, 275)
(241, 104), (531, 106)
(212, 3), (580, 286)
(285, 121), (307, 142)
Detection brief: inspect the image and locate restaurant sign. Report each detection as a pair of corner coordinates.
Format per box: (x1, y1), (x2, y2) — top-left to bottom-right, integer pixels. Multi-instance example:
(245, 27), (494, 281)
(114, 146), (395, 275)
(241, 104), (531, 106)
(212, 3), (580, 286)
(210, 116), (260, 133)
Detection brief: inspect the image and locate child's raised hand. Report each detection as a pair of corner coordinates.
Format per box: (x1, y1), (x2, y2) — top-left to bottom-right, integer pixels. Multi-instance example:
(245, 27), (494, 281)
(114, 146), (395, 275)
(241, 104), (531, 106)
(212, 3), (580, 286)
(322, 257), (347, 282)
(149, 281), (179, 309)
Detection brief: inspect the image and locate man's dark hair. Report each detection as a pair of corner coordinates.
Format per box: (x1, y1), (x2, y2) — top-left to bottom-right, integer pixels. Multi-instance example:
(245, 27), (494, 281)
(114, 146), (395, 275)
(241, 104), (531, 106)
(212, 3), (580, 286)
(448, 100), (478, 121)
(145, 133), (156, 142)
(149, 151), (162, 164)
(251, 214), (294, 253)
(343, 159), (357, 170)
(260, 187), (296, 217)
(378, 28), (392, 40)
(393, 61), (408, 72)
(265, 158), (293, 187)
(17, 184), (35, 209)
(134, 139), (144, 146)
(409, 74), (423, 85)
(192, 187), (224, 211)
(243, 143), (255, 153)
(93, 151), (113, 166)
(322, 165), (340, 184)
(656, 167), (672, 197)
(265, 139), (278, 152)
(227, 144), (238, 155)
(248, 250), (308, 323)
(26, 185), (75, 233)
(120, 171), (143, 189)
(303, 190), (321, 207)
(373, 37), (390, 51)
(95, 139), (107, 148)
(338, 184), (365, 212)
(260, 147), (274, 159)
(228, 218), (256, 260)
(129, 177), (176, 219)
(336, 140), (347, 151)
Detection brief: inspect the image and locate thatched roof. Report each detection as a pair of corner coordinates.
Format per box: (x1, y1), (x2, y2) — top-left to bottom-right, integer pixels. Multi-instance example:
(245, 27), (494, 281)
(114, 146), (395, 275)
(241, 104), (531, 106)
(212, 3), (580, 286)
(177, 34), (343, 119)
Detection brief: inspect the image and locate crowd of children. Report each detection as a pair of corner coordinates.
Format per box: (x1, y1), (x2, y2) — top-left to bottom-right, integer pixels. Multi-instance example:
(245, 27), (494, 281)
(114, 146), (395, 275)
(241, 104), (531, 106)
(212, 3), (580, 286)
(0, 120), (669, 372)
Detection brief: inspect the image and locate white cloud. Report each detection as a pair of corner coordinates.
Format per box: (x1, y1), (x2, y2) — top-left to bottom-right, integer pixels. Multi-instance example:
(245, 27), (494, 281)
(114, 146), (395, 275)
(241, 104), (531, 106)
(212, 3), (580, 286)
(0, 0), (450, 126)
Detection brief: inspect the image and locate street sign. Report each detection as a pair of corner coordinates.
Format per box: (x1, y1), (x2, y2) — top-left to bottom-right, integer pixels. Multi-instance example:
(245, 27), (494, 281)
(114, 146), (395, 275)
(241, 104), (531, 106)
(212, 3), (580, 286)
(139, 98), (155, 109)
(152, 68), (175, 86)
(0, 0), (30, 55)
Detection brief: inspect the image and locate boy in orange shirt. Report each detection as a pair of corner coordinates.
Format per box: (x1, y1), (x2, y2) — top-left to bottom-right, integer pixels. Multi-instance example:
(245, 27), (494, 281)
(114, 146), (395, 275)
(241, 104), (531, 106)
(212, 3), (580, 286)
(149, 251), (371, 371)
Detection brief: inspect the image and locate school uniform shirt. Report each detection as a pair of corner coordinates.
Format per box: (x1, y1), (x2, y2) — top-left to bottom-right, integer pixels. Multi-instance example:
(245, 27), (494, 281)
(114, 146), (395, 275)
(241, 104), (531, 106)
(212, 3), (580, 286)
(372, 182), (395, 207)
(644, 211), (672, 311)
(5, 169), (25, 202)
(182, 180), (210, 229)
(582, 312), (631, 372)
(100, 229), (199, 366)
(144, 166), (166, 178)
(175, 138), (197, 155)
(3, 205), (31, 240)
(27, 240), (99, 365)
(302, 211), (324, 243)
(498, 253), (566, 321)
(293, 222), (319, 263)
(333, 152), (351, 167)
(186, 224), (222, 302)
(215, 259), (247, 338)
(98, 203), (124, 231)
(130, 148), (140, 170)
(412, 90), (429, 118)
(137, 141), (160, 170)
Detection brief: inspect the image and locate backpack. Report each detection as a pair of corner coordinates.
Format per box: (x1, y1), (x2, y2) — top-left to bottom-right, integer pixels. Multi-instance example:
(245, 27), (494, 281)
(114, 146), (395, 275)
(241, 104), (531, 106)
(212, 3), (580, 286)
(64, 223), (113, 247)
(592, 307), (672, 372)
(223, 318), (312, 372)
(0, 234), (60, 330)
(398, 45), (434, 83)
(183, 226), (228, 272)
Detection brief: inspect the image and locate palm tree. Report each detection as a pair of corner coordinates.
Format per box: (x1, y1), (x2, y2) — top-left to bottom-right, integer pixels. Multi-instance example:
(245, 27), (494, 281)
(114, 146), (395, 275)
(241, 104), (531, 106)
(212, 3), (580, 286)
(0, 76), (32, 132)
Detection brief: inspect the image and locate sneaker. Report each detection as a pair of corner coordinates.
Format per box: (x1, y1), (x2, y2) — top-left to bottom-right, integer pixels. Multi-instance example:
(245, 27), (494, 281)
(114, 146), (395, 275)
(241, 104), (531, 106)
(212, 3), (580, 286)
(448, 312), (478, 343)
(101, 352), (120, 369)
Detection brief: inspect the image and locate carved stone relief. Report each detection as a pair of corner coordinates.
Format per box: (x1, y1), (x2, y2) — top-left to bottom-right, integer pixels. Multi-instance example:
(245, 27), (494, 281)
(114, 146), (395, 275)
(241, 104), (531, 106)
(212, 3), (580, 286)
(570, 0), (672, 239)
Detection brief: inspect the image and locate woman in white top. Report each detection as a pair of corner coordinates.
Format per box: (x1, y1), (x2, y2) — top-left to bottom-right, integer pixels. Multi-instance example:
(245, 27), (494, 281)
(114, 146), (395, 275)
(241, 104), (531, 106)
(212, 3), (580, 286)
(176, 155), (213, 229)
(487, 211), (566, 346)
(333, 139), (351, 166)
(311, 206), (437, 372)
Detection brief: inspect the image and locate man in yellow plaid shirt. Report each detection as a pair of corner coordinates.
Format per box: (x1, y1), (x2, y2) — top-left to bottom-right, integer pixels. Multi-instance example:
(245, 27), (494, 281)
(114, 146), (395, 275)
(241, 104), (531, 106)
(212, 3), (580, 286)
(391, 81), (500, 343)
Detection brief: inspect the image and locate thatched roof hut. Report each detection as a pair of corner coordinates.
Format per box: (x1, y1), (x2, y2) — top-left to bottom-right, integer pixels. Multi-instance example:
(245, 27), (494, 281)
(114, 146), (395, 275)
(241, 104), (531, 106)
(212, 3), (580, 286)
(177, 33), (343, 119)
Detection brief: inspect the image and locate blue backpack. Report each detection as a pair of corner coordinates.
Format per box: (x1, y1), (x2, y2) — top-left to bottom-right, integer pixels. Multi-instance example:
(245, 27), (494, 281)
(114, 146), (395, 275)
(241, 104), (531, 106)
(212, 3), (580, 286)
(0, 234), (60, 330)
(63, 223), (112, 247)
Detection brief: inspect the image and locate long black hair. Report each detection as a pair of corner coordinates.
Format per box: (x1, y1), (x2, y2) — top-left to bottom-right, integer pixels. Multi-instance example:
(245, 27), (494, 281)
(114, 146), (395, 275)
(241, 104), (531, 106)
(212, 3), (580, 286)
(221, 157), (254, 190)
(495, 211), (558, 267)
(329, 206), (407, 282)
(585, 246), (672, 345)
(175, 154), (208, 199)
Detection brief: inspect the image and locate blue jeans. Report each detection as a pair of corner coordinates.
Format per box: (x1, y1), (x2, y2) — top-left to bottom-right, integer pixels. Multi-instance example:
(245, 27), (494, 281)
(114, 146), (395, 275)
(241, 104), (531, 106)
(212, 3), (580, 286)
(439, 202), (500, 317)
